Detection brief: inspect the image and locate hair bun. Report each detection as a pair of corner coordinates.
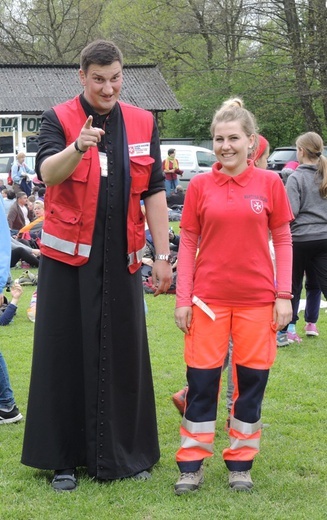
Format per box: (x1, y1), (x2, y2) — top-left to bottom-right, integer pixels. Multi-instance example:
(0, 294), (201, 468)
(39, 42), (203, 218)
(222, 97), (243, 109)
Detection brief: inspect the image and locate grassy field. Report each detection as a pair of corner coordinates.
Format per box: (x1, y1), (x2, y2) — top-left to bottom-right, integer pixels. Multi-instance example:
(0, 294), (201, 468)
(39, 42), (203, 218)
(0, 267), (326, 520)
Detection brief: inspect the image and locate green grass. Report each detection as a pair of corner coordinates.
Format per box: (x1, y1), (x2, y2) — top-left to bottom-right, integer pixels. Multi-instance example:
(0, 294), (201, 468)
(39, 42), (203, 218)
(1, 267), (326, 519)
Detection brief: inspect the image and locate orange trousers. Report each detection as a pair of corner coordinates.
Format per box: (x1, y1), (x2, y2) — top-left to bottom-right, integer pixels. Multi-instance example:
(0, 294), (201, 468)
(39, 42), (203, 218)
(176, 303), (276, 473)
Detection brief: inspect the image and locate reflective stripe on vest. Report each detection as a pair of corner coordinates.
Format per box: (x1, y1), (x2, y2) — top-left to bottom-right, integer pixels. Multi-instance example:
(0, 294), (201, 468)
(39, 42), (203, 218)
(42, 230), (91, 258)
(127, 244), (147, 267)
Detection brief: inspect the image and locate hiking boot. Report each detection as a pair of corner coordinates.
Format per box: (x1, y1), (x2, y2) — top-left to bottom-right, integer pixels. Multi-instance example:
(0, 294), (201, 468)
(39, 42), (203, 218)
(229, 470), (253, 491)
(172, 386), (187, 415)
(287, 331), (302, 343)
(0, 405), (23, 424)
(174, 463), (204, 495)
(276, 331), (289, 347)
(305, 323), (319, 337)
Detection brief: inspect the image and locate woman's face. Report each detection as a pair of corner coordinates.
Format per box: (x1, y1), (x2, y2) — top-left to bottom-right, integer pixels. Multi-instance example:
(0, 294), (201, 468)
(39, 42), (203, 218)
(213, 120), (255, 176)
(34, 204), (44, 217)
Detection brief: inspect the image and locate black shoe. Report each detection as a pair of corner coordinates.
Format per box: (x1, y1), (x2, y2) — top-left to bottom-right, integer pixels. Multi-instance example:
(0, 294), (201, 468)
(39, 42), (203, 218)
(0, 405), (23, 424)
(52, 469), (77, 492)
(132, 470), (152, 481)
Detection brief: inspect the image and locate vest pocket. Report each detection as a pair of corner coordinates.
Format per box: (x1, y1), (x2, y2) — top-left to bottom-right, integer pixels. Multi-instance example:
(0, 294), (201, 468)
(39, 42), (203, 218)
(44, 202), (83, 254)
(130, 156), (154, 193)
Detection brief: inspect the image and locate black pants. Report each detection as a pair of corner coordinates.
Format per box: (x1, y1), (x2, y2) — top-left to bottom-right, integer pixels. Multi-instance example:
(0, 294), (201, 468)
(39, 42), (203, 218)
(10, 247), (39, 268)
(291, 239), (327, 322)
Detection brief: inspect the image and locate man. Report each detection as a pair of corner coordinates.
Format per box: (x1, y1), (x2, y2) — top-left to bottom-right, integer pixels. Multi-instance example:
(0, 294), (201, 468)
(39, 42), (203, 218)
(21, 40), (172, 492)
(162, 149), (183, 197)
(7, 191), (33, 234)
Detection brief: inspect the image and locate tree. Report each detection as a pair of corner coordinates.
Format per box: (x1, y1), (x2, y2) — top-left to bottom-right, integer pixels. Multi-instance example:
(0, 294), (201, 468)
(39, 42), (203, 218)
(0, 0), (105, 64)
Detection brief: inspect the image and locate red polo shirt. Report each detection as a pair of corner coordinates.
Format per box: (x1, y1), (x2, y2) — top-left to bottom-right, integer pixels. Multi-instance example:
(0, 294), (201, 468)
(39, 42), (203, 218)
(180, 161), (293, 306)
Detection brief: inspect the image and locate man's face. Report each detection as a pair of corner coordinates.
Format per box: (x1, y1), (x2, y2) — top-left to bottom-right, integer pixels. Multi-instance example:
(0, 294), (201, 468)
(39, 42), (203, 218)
(79, 62), (123, 115)
(18, 195), (27, 206)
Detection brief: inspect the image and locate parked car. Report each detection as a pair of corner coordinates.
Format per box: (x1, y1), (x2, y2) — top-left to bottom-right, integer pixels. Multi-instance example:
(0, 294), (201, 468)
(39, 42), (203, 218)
(160, 144), (216, 189)
(267, 147), (297, 173)
(267, 145), (327, 173)
(0, 152), (36, 187)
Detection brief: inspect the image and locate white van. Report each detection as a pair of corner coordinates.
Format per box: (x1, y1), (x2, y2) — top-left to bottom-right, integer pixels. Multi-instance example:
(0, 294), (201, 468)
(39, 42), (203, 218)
(160, 144), (216, 190)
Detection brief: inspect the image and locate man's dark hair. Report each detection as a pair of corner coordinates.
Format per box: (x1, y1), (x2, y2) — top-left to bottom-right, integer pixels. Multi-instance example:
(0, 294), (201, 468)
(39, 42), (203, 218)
(80, 40), (123, 72)
(38, 187), (46, 197)
(6, 189), (15, 200)
(16, 191), (26, 199)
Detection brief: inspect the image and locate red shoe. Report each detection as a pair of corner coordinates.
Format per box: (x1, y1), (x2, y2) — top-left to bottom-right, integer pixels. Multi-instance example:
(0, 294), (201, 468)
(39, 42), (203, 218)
(172, 386), (187, 415)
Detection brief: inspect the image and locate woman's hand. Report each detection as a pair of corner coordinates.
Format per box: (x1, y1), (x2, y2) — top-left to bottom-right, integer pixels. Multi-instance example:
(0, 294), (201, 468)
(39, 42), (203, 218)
(273, 298), (293, 330)
(174, 306), (192, 334)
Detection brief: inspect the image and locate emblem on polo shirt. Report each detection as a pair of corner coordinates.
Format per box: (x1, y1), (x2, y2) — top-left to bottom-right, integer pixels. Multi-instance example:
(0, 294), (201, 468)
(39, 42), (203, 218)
(251, 199), (263, 214)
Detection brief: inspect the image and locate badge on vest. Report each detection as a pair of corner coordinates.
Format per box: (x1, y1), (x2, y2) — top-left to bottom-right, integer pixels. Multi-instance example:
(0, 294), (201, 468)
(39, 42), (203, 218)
(99, 152), (108, 177)
(128, 142), (150, 156)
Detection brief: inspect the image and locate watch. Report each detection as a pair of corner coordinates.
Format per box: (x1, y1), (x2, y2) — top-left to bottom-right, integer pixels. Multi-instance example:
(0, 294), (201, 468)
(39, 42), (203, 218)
(74, 139), (87, 154)
(154, 254), (174, 265)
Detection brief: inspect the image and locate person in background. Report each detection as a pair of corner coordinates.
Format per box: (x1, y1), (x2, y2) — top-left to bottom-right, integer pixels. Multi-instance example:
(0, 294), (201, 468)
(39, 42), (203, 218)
(163, 148), (183, 197)
(280, 160), (299, 185)
(167, 185), (185, 208)
(251, 134), (270, 168)
(18, 200), (44, 248)
(284, 131), (327, 341)
(0, 179), (6, 192)
(36, 187), (46, 201)
(2, 189), (16, 215)
(10, 237), (40, 268)
(173, 98), (293, 495)
(11, 152), (34, 196)
(7, 191), (34, 235)
(0, 197), (23, 424)
(21, 39), (172, 492)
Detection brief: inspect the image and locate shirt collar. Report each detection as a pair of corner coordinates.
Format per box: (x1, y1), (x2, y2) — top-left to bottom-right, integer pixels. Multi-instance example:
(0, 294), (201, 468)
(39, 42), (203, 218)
(212, 160), (255, 186)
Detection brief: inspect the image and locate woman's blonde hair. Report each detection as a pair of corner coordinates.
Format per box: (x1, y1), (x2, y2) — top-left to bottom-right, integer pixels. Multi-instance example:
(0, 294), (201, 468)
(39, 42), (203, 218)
(16, 152), (26, 160)
(296, 131), (327, 198)
(210, 97), (258, 138)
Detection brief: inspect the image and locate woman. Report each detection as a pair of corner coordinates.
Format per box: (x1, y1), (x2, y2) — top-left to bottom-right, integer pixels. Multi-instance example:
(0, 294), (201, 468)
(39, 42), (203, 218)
(172, 134), (271, 417)
(285, 131), (327, 340)
(173, 99), (293, 494)
(18, 200), (44, 248)
(11, 152), (34, 196)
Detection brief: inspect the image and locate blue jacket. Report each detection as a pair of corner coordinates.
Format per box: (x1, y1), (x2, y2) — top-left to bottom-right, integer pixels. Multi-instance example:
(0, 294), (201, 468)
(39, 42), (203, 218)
(0, 197), (11, 294)
(0, 303), (17, 326)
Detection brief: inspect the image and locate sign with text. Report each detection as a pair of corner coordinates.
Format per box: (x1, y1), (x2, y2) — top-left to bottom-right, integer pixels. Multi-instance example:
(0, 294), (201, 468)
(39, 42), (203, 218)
(0, 114), (41, 136)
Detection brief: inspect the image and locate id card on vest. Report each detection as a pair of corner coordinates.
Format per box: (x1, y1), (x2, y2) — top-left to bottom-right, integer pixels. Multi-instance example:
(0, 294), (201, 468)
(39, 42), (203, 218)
(99, 152), (108, 177)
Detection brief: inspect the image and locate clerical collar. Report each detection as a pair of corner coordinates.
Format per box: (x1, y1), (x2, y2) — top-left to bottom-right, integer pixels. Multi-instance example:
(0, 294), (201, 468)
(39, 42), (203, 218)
(79, 94), (118, 126)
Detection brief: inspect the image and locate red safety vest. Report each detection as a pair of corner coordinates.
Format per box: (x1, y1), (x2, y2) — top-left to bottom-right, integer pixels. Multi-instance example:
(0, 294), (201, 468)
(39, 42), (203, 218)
(40, 96), (155, 273)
